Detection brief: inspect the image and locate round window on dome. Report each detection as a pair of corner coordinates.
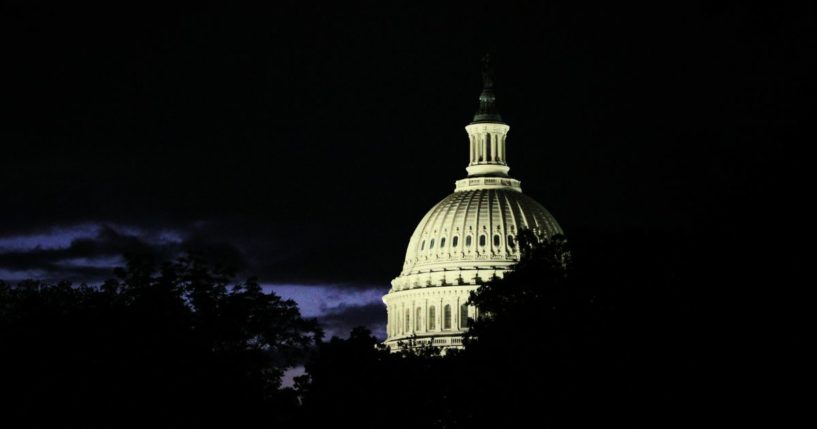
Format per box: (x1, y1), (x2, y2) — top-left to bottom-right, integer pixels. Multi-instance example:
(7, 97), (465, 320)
(465, 235), (472, 247)
(507, 235), (516, 248)
(430, 239), (435, 249)
(452, 236), (459, 247)
(493, 234), (501, 247)
(440, 237), (446, 248)
(479, 235), (486, 247)
(420, 240), (425, 251)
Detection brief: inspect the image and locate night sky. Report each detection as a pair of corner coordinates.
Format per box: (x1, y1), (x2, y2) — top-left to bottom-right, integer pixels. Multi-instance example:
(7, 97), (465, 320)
(1, 2), (811, 339)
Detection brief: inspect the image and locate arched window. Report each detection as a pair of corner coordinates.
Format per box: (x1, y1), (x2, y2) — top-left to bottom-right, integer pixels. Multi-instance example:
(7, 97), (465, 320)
(443, 305), (452, 330)
(440, 237), (446, 248)
(405, 311), (410, 333)
(415, 307), (422, 331)
(465, 235), (472, 247)
(428, 306), (436, 330)
(493, 234), (501, 247)
(430, 238), (435, 249)
(452, 236), (459, 248)
(507, 234), (515, 249)
(420, 240), (425, 251)
(479, 235), (486, 247)
(460, 304), (470, 328)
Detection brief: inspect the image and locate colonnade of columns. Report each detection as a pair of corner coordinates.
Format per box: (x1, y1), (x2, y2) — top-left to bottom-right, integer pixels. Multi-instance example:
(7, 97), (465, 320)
(386, 295), (478, 339)
(469, 132), (507, 164)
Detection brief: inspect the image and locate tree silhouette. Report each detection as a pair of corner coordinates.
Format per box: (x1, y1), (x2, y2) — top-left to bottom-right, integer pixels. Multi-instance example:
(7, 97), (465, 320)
(449, 228), (705, 425)
(295, 231), (606, 428)
(295, 327), (455, 429)
(0, 254), (320, 428)
(1, 229), (708, 427)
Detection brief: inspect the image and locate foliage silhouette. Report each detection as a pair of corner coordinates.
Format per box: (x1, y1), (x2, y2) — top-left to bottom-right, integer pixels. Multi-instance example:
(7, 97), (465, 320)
(294, 327), (455, 429)
(1, 228), (710, 428)
(0, 253), (320, 428)
(296, 228), (706, 427)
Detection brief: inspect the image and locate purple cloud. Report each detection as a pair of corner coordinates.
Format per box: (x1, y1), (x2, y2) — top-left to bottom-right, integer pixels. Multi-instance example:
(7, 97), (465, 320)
(265, 284), (386, 340)
(0, 223), (390, 343)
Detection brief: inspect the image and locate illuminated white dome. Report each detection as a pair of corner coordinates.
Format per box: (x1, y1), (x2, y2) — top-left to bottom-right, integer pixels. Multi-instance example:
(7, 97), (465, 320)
(383, 57), (562, 350)
(397, 184), (562, 287)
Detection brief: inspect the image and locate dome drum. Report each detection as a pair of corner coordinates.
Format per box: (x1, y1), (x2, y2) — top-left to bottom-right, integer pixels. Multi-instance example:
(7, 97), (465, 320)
(383, 285), (478, 350)
(391, 265), (510, 291)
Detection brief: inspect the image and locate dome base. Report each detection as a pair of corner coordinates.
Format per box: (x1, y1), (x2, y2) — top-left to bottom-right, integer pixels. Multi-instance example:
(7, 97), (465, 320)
(454, 176), (521, 192)
(382, 284), (477, 351)
(465, 164), (510, 177)
(384, 334), (465, 352)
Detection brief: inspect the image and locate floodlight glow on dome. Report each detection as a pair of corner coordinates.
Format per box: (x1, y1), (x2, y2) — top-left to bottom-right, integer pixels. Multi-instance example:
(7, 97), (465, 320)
(382, 56), (563, 351)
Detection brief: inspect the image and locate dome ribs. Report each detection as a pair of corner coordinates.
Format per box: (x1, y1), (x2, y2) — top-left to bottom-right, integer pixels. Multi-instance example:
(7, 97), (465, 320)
(437, 191), (461, 260)
(475, 188), (488, 257)
(403, 191), (562, 276)
(460, 190), (479, 261)
(497, 191), (512, 255)
(450, 191), (469, 257)
(514, 197), (530, 230)
(424, 195), (453, 262)
(405, 199), (443, 272)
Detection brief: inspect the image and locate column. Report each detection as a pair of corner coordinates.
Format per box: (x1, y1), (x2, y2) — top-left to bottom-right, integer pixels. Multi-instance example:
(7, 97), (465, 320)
(490, 133), (497, 162)
(439, 297), (443, 329)
(424, 299), (428, 333)
(411, 300), (415, 333)
(477, 135), (482, 162)
(456, 296), (461, 330)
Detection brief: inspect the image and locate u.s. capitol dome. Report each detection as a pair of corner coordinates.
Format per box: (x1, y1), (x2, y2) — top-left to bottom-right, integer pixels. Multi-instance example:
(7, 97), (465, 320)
(383, 58), (563, 350)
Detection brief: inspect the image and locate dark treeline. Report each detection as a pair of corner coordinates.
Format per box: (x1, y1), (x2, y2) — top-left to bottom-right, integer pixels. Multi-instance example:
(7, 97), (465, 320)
(297, 230), (707, 428)
(0, 227), (803, 427)
(0, 256), (319, 427)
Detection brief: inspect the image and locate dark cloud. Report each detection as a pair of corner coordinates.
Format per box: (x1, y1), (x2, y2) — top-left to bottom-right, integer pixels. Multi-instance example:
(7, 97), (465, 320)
(180, 233), (248, 273)
(153, 220), (402, 286)
(317, 302), (387, 340)
(0, 220), (393, 288)
(0, 226), (159, 279)
(0, 223), (248, 282)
